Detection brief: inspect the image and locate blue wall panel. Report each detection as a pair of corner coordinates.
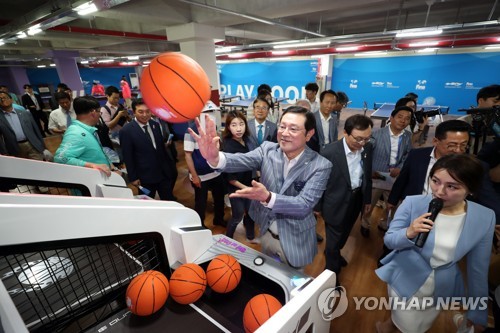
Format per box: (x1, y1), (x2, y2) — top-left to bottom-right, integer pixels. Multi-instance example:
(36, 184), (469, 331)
(332, 52), (500, 114)
(218, 60), (317, 100)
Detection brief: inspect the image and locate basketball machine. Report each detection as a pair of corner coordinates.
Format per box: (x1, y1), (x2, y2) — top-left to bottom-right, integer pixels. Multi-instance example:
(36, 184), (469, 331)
(0, 155), (338, 333)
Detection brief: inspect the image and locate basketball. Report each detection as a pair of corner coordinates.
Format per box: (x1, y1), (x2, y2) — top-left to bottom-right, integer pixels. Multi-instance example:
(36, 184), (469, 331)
(140, 52), (211, 123)
(169, 263), (207, 304)
(206, 254), (242, 293)
(125, 270), (169, 316)
(243, 294), (283, 333)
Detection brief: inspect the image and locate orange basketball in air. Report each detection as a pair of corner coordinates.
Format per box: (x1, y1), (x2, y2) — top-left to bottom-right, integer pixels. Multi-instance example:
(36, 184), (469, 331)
(140, 52), (211, 123)
(125, 270), (169, 316)
(243, 294), (283, 333)
(206, 254), (242, 293)
(169, 263), (207, 304)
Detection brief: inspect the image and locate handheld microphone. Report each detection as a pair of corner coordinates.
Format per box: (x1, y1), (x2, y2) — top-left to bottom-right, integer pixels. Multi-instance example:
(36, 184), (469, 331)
(415, 198), (443, 248)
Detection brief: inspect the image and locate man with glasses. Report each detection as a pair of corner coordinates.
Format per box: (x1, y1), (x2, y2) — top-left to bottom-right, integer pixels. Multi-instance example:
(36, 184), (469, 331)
(189, 106), (332, 269)
(319, 114), (373, 282)
(247, 96), (277, 146)
(55, 96), (114, 176)
(0, 92), (49, 161)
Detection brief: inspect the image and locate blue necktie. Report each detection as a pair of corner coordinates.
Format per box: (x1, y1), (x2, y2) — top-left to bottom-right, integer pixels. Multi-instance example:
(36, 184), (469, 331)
(66, 112), (72, 128)
(257, 124), (263, 145)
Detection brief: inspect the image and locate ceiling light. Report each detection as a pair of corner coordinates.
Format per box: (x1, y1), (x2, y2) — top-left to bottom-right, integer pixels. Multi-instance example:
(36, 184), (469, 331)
(409, 41), (439, 47)
(484, 45), (500, 49)
(49, 64), (56, 67)
(272, 57), (291, 61)
(37, 65), (46, 68)
(396, 29), (442, 38)
(80, 60), (89, 64)
(27, 28), (42, 36)
(97, 59), (114, 63)
(336, 46), (359, 52)
(0, 40), (4, 46)
(273, 41), (330, 49)
(215, 47), (236, 54)
(75, 2), (98, 16)
(417, 48), (438, 53)
(228, 53), (246, 58)
(127, 56), (139, 60)
(271, 50), (289, 55)
(17, 32), (27, 39)
(238, 59), (249, 62)
(216, 60), (230, 64)
(143, 60), (151, 64)
(354, 51), (387, 57)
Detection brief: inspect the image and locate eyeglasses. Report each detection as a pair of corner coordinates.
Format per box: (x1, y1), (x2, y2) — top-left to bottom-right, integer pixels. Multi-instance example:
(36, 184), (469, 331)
(443, 143), (469, 152)
(350, 135), (372, 144)
(0, 97), (10, 101)
(278, 124), (305, 134)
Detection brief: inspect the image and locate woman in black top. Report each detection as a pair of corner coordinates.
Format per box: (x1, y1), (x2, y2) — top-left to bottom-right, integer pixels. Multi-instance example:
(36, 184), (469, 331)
(222, 111), (258, 242)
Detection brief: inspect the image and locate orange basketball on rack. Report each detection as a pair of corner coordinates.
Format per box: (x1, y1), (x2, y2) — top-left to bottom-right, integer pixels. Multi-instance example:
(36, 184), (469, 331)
(243, 294), (282, 333)
(140, 52), (211, 123)
(206, 254), (242, 293)
(126, 270), (169, 316)
(169, 263), (207, 304)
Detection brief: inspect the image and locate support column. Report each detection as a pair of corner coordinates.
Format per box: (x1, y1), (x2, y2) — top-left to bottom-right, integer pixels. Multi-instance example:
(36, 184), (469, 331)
(46, 50), (84, 96)
(166, 23), (224, 105)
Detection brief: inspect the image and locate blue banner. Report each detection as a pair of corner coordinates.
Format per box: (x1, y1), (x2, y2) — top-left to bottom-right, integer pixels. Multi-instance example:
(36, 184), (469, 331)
(218, 60), (318, 100)
(332, 52), (500, 114)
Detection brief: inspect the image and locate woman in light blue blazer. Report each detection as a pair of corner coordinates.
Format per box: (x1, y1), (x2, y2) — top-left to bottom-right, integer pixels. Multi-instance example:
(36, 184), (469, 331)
(376, 154), (495, 333)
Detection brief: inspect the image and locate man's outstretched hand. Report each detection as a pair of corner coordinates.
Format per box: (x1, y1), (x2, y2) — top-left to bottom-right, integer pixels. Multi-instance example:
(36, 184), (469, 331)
(188, 115), (221, 166)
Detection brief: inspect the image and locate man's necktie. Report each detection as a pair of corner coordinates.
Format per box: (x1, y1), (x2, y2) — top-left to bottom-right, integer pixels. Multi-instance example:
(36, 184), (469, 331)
(66, 112), (72, 128)
(257, 124), (263, 145)
(143, 125), (152, 142)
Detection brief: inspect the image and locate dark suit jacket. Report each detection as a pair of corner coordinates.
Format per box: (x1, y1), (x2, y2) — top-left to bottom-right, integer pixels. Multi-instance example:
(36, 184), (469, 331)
(119, 120), (174, 184)
(21, 93), (44, 111)
(0, 106), (45, 156)
(388, 147), (433, 205)
(388, 146), (500, 224)
(314, 111), (338, 148)
(320, 139), (373, 224)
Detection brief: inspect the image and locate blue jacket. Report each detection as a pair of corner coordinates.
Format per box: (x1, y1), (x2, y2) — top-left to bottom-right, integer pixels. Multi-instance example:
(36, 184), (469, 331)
(376, 194), (495, 326)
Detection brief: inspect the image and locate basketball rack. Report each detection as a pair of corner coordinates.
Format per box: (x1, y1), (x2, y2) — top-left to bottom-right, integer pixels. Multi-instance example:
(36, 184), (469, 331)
(0, 156), (338, 333)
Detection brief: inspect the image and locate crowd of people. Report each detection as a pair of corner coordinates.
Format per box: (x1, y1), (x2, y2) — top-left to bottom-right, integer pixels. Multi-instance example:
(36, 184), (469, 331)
(1, 79), (499, 332)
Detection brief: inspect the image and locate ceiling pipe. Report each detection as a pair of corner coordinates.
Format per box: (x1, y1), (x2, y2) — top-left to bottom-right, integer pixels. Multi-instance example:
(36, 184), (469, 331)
(178, 0), (326, 38)
(49, 25), (169, 41)
(488, 0), (499, 21)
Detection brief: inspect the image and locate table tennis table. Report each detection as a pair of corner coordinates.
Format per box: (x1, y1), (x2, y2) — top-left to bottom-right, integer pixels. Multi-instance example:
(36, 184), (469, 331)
(221, 97), (289, 112)
(219, 94), (241, 103)
(371, 103), (449, 127)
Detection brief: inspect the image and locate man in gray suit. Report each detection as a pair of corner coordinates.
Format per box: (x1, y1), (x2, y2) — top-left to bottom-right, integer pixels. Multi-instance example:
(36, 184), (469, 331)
(190, 106), (332, 268)
(0, 91), (48, 161)
(247, 96), (277, 146)
(361, 106), (413, 236)
(310, 90), (339, 152)
(320, 114), (373, 281)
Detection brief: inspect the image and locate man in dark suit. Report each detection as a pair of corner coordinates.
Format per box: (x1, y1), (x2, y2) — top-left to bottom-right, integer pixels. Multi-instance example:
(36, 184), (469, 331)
(119, 99), (176, 200)
(21, 84), (50, 136)
(0, 91), (48, 161)
(247, 96), (277, 146)
(320, 114), (373, 280)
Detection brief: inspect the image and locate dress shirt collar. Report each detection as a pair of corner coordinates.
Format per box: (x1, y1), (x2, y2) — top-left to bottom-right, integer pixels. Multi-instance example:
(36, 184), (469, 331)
(342, 137), (364, 156)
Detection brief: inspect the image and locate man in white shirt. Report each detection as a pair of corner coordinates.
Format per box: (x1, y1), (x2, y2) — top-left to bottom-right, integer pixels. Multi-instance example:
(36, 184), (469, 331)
(100, 85), (129, 137)
(309, 90), (338, 152)
(305, 82), (320, 113)
(48, 92), (76, 134)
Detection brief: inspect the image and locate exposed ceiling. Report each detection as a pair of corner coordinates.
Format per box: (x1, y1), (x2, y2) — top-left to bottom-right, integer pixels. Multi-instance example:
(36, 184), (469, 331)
(0, 0), (499, 66)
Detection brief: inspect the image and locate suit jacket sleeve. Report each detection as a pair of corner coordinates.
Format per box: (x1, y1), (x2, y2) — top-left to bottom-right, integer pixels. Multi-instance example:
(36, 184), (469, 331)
(388, 153), (411, 205)
(396, 131), (412, 169)
(475, 161), (500, 225)
(119, 126), (139, 182)
(384, 196), (418, 249)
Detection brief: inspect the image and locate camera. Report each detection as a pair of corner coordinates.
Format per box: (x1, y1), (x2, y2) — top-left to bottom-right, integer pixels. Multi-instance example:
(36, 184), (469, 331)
(414, 108), (441, 124)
